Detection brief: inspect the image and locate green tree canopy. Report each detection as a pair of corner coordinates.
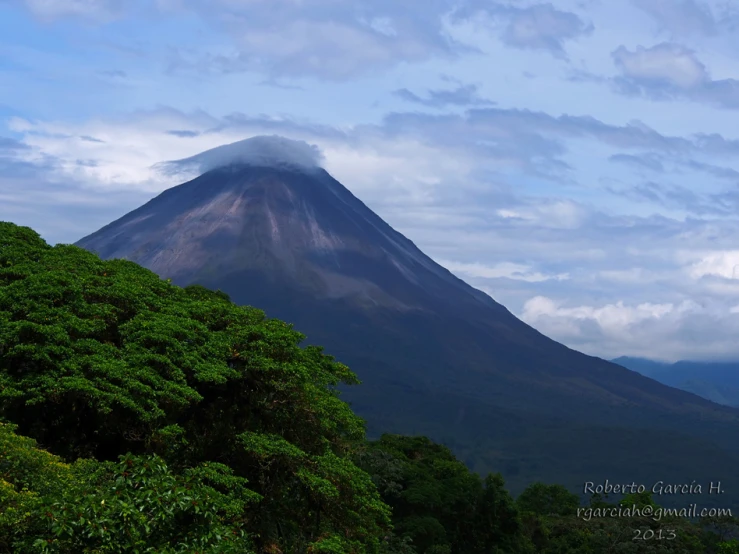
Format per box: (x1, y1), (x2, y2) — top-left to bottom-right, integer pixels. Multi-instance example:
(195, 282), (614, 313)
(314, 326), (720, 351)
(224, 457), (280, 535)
(516, 482), (580, 517)
(0, 222), (390, 553)
(0, 421), (257, 553)
(356, 434), (532, 554)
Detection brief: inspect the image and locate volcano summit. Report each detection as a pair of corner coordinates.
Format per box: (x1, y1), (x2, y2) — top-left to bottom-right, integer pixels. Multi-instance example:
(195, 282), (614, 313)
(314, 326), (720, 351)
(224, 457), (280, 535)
(77, 136), (739, 500)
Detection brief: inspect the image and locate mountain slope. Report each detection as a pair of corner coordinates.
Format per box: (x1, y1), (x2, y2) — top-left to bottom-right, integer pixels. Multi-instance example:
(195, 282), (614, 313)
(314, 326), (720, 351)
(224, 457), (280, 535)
(76, 140), (739, 501)
(613, 356), (739, 407)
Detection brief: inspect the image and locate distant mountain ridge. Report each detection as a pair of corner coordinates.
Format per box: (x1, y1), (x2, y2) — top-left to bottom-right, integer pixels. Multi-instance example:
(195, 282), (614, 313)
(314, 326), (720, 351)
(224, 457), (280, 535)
(74, 137), (739, 503)
(612, 356), (739, 407)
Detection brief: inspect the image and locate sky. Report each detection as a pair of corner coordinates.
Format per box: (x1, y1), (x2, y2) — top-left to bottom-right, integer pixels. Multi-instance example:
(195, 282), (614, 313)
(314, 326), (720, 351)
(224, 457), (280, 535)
(4, 0), (739, 362)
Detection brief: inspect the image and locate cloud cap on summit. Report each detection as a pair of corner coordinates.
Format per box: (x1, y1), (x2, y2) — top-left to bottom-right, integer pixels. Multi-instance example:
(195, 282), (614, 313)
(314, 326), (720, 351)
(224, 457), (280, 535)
(157, 135), (325, 177)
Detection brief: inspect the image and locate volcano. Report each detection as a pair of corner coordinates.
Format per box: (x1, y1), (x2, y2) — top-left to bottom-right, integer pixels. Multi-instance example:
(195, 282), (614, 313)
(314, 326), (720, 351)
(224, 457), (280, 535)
(76, 136), (739, 501)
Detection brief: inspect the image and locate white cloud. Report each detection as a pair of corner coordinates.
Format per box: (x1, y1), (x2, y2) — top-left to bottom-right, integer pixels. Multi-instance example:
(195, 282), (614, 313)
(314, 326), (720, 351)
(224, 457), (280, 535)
(608, 42), (739, 109)
(18, 0), (123, 21)
(501, 3), (592, 57)
(2, 110), (492, 217)
(686, 250), (739, 280)
(6, 111), (268, 192)
(518, 295), (724, 360)
(437, 260), (570, 282)
(161, 0), (466, 80)
(495, 200), (587, 229)
(158, 135), (324, 176)
(522, 296), (683, 328)
(597, 268), (657, 284)
(630, 0), (717, 36)
(612, 43), (708, 89)
(12, 0), (595, 80)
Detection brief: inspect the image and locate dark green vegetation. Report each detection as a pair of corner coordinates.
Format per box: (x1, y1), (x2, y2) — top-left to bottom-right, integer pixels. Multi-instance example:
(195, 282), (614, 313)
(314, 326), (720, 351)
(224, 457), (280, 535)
(74, 164), (739, 504)
(2, 220), (739, 553)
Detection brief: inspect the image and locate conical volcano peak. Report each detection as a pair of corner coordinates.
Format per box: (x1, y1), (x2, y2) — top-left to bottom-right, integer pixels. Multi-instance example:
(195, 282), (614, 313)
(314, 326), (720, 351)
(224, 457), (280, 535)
(157, 135), (324, 177)
(75, 151), (739, 507)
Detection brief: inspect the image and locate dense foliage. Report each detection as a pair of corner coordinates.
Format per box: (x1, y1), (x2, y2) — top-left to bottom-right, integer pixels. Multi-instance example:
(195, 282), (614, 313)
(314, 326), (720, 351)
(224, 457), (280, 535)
(354, 435), (531, 554)
(0, 422), (256, 553)
(0, 222), (388, 553)
(1, 221), (739, 553)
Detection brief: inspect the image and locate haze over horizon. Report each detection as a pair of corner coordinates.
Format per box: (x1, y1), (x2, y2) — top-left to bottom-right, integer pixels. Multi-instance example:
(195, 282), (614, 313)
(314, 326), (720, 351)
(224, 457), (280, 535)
(4, 0), (739, 362)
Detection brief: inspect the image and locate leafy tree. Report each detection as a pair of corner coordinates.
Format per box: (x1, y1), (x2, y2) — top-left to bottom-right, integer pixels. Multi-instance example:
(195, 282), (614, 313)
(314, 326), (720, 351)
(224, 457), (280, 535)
(516, 482), (580, 517)
(618, 490), (657, 509)
(0, 422), (256, 553)
(473, 473), (532, 553)
(0, 222), (390, 553)
(356, 434), (532, 554)
(719, 540), (739, 553)
(701, 515), (739, 552)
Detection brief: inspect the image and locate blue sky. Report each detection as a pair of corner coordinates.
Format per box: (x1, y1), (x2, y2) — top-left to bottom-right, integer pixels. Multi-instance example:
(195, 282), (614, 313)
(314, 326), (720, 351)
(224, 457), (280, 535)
(4, 0), (739, 361)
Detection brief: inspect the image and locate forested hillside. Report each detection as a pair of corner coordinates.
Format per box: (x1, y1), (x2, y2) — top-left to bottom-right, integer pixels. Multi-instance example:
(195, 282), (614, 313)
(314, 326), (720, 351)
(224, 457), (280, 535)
(1, 221), (738, 553)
